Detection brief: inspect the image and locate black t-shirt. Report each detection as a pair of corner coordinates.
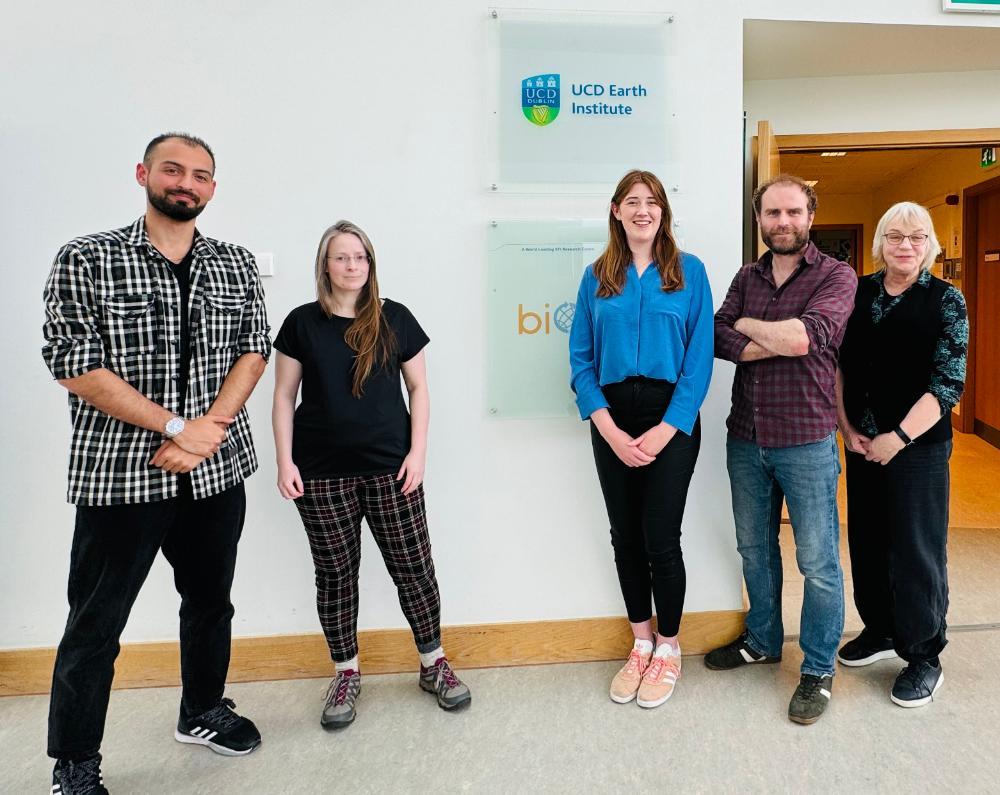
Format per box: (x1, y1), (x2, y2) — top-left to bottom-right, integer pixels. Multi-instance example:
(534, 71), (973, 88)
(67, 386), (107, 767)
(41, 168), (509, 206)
(273, 299), (429, 478)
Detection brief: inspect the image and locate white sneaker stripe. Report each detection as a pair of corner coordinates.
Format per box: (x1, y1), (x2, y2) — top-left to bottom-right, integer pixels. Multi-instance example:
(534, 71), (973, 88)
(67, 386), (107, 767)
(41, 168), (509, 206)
(205, 731), (218, 741)
(739, 648), (757, 663)
(820, 688), (831, 699)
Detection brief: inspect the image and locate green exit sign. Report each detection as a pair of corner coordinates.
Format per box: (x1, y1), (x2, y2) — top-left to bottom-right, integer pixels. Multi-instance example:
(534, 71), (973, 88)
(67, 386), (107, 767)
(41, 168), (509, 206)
(983, 147), (997, 169)
(943, 0), (1000, 11)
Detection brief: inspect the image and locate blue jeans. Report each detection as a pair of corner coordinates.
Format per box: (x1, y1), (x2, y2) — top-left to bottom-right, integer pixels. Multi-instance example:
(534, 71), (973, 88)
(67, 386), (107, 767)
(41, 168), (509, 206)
(726, 433), (844, 677)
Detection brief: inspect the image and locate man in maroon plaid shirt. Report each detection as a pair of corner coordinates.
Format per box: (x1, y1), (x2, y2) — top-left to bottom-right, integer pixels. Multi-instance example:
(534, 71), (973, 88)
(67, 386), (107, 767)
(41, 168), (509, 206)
(704, 175), (857, 725)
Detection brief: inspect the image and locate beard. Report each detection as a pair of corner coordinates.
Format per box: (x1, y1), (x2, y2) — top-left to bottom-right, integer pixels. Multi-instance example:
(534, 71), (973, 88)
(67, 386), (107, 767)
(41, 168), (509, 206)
(147, 185), (206, 222)
(762, 226), (810, 255)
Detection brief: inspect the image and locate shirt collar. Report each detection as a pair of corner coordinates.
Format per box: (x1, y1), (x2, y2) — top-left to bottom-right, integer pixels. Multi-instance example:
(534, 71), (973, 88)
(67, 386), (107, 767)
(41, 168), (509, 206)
(126, 215), (218, 260)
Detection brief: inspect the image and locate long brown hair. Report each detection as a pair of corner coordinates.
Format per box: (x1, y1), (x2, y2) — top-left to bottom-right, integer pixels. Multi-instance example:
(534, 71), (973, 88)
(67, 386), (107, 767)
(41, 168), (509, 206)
(592, 170), (682, 297)
(313, 220), (396, 397)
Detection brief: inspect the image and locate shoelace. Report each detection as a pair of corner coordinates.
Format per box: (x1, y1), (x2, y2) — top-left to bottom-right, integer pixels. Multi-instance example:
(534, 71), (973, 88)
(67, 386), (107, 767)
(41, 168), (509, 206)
(62, 755), (103, 790)
(435, 659), (460, 689)
(197, 697), (242, 730)
(623, 649), (647, 676)
(327, 671), (357, 706)
(796, 675), (824, 699)
(896, 662), (932, 693)
(644, 655), (680, 682)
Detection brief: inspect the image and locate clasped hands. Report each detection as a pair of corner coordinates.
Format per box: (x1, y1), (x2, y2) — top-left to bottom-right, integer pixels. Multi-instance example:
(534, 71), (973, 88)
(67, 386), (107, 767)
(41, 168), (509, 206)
(605, 421), (677, 468)
(150, 414), (234, 474)
(840, 424), (905, 466)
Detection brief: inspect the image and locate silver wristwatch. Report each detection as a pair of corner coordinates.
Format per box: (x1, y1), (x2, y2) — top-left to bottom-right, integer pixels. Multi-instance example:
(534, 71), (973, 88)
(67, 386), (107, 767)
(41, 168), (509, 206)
(165, 416), (186, 438)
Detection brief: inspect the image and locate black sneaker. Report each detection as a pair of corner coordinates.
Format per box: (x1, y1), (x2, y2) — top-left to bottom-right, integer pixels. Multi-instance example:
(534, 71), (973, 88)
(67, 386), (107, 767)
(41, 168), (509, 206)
(704, 633), (781, 670)
(837, 631), (897, 667)
(52, 754), (108, 794)
(891, 660), (943, 708)
(788, 673), (833, 725)
(174, 697), (261, 756)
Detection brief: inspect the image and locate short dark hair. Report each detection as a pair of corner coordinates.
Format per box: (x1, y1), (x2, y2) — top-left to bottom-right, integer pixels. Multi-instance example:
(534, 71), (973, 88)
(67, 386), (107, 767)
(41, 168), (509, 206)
(143, 132), (216, 173)
(753, 173), (817, 216)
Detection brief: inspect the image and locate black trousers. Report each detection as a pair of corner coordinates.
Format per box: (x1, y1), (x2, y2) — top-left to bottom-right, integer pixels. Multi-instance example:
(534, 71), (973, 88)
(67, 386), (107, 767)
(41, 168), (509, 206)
(590, 377), (701, 636)
(47, 479), (246, 760)
(845, 441), (951, 663)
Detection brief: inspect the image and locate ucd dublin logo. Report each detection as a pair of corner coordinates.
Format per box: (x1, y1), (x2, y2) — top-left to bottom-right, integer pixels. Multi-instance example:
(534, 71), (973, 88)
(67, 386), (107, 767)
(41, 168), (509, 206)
(522, 74), (560, 127)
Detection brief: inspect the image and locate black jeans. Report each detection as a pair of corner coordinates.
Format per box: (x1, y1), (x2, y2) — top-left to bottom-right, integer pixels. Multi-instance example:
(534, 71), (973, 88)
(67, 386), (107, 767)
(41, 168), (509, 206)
(47, 479), (246, 760)
(845, 440), (951, 663)
(590, 377), (701, 636)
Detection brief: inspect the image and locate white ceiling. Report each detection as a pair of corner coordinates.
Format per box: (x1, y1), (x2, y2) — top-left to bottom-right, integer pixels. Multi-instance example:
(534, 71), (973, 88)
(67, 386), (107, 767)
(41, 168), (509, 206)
(744, 20), (1000, 81)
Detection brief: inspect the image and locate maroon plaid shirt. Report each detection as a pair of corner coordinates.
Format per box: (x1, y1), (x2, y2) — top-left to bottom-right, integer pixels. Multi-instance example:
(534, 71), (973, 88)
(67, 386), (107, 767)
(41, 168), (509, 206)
(715, 242), (857, 447)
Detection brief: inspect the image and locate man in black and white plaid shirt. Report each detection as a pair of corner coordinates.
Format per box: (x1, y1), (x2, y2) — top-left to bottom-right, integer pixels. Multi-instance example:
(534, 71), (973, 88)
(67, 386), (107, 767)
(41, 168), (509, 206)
(42, 133), (271, 793)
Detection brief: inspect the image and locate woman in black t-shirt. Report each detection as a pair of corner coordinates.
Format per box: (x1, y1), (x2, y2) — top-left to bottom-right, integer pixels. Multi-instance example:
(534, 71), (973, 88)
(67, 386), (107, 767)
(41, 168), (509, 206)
(272, 220), (470, 728)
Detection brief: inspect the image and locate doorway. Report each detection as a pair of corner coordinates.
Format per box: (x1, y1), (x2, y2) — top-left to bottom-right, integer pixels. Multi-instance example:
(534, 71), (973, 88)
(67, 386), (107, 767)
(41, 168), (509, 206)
(750, 128), (1000, 635)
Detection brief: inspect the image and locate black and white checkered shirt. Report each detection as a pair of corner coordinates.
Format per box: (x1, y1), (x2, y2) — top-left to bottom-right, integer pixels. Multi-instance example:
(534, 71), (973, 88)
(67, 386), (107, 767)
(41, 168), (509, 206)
(42, 217), (272, 506)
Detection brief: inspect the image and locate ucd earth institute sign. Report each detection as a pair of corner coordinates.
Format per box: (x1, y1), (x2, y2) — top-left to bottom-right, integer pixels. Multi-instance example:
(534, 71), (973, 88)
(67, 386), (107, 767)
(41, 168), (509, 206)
(492, 10), (674, 189)
(521, 73), (651, 126)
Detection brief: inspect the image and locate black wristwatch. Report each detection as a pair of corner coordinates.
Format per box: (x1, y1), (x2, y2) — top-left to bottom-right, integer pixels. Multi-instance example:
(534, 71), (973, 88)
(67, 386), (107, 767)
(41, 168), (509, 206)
(893, 426), (913, 447)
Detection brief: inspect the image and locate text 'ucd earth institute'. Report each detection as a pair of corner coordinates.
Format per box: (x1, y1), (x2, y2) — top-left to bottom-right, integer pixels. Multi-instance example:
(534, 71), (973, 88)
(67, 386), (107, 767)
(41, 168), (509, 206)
(521, 74), (649, 126)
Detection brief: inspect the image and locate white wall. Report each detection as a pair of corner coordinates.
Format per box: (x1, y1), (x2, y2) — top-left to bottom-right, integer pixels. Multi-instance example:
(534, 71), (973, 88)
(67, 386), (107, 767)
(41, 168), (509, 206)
(3, 0), (998, 650)
(745, 69), (1000, 135)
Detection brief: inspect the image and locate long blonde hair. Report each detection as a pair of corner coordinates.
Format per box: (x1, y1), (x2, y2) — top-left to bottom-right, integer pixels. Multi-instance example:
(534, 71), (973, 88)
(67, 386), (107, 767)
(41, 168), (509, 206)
(313, 220), (396, 397)
(592, 170), (682, 297)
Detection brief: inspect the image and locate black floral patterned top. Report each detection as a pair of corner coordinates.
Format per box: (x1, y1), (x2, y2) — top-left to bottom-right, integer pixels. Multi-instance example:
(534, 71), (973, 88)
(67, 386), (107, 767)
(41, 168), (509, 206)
(840, 268), (968, 445)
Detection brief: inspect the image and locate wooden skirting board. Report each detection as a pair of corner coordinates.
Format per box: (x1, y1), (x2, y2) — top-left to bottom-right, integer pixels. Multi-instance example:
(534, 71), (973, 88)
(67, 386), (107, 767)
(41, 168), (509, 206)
(0, 610), (742, 698)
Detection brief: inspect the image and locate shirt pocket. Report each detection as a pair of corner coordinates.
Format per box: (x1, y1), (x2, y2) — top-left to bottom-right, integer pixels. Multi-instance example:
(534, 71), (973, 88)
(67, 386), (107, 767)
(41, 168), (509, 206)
(203, 291), (244, 349)
(103, 294), (157, 356)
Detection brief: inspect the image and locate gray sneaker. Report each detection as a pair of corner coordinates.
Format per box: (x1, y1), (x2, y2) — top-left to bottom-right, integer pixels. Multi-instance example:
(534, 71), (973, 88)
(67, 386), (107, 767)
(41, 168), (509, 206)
(321, 669), (360, 729)
(419, 657), (471, 710)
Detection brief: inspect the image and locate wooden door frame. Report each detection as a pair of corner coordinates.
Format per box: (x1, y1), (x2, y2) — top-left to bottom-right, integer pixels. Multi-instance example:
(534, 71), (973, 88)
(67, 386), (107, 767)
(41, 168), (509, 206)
(960, 172), (1000, 434)
(775, 128), (1000, 152)
(749, 126), (1000, 431)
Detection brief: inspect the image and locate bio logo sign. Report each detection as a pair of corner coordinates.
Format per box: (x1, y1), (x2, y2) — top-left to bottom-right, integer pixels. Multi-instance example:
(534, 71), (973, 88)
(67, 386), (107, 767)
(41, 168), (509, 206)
(518, 302), (575, 335)
(521, 74), (560, 126)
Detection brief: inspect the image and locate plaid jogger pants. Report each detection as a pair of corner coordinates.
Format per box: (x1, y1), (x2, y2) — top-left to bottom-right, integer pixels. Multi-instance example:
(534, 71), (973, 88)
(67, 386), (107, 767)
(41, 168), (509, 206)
(295, 474), (442, 662)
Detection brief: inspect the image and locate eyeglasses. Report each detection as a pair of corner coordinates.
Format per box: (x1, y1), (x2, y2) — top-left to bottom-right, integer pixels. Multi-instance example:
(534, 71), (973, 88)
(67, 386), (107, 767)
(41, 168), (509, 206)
(327, 254), (370, 265)
(883, 233), (928, 246)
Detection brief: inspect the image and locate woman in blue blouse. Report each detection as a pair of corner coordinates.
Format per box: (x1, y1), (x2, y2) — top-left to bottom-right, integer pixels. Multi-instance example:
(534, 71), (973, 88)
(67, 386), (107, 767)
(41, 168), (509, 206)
(569, 169), (713, 708)
(835, 202), (968, 709)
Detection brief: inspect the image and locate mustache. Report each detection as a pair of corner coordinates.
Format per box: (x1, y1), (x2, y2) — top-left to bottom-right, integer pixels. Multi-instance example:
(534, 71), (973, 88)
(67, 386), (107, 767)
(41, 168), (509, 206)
(167, 189), (199, 202)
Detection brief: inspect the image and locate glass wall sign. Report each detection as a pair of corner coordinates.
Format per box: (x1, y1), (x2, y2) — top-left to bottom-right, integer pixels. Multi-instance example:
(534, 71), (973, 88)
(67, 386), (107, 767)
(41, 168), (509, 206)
(487, 220), (607, 417)
(487, 9), (680, 193)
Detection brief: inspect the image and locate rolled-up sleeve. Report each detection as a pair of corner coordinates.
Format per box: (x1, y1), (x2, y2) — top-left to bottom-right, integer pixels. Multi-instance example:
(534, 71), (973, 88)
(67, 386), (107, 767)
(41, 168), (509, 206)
(568, 270), (608, 420)
(800, 265), (857, 355)
(714, 268), (751, 363)
(929, 286), (968, 414)
(237, 254), (272, 361)
(42, 244), (105, 380)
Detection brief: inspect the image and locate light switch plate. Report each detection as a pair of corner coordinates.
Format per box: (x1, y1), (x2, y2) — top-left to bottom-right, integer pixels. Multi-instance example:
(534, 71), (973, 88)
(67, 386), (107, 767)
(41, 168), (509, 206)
(256, 252), (274, 277)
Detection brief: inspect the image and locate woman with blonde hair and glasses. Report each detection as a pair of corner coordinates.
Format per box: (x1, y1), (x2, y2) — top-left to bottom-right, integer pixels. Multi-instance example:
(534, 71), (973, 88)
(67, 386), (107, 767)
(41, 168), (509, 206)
(836, 202), (967, 708)
(272, 220), (470, 729)
(569, 170), (713, 708)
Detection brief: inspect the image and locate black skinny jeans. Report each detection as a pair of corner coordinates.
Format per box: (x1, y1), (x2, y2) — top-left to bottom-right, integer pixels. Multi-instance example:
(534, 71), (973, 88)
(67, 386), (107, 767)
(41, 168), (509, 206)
(845, 440), (951, 663)
(590, 377), (701, 636)
(48, 479), (245, 760)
